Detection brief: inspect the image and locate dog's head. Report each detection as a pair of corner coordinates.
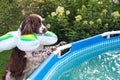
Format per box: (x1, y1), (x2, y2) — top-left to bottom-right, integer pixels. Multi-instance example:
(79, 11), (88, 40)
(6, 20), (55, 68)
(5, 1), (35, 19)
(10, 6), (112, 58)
(19, 14), (47, 35)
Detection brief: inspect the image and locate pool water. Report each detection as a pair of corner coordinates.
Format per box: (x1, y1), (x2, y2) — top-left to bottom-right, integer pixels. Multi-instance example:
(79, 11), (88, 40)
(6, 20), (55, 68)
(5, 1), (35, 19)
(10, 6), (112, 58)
(58, 50), (120, 80)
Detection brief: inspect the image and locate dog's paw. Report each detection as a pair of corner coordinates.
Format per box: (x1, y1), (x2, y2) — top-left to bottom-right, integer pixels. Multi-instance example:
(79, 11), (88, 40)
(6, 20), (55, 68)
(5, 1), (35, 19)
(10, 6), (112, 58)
(51, 46), (57, 51)
(58, 41), (67, 46)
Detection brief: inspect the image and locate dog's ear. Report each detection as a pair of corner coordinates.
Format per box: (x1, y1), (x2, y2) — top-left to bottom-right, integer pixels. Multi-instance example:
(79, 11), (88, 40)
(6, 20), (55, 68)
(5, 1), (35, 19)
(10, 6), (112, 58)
(21, 23), (33, 35)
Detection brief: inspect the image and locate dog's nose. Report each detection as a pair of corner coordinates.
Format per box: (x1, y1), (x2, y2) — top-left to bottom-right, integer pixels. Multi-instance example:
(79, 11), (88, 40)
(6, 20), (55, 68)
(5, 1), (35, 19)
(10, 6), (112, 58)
(42, 27), (47, 33)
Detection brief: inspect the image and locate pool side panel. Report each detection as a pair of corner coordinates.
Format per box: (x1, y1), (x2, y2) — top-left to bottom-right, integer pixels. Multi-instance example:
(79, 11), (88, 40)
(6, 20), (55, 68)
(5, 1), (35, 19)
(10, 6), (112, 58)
(27, 53), (59, 80)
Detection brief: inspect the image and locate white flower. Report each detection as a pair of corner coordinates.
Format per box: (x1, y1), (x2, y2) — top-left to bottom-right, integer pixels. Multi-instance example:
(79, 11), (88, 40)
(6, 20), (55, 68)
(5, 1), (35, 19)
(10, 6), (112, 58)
(112, 0), (119, 3)
(66, 10), (70, 15)
(46, 24), (51, 28)
(77, 9), (80, 12)
(98, 1), (103, 4)
(51, 12), (57, 16)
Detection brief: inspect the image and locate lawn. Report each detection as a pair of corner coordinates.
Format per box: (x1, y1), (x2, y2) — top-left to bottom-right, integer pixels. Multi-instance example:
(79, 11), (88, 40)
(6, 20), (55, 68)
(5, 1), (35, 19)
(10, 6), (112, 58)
(0, 50), (11, 80)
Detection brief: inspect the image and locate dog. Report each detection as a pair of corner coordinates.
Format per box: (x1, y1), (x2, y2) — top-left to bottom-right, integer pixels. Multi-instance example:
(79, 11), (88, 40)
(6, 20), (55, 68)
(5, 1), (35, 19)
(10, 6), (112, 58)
(2, 14), (66, 80)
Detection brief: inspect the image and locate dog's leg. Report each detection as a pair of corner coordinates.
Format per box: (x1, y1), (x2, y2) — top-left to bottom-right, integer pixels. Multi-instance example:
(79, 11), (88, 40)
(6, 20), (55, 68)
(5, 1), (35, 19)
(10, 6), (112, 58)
(45, 41), (67, 56)
(23, 41), (67, 79)
(32, 41), (67, 57)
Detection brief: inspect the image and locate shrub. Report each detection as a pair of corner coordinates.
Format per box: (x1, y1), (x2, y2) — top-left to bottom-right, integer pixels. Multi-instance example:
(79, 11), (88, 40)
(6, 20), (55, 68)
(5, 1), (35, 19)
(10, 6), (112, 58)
(0, 0), (120, 43)
(45, 0), (120, 42)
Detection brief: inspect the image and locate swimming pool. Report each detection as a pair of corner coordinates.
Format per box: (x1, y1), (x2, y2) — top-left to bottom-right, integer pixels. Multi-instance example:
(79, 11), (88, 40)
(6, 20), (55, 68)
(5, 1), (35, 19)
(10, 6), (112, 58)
(27, 31), (120, 80)
(59, 50), (120, 80)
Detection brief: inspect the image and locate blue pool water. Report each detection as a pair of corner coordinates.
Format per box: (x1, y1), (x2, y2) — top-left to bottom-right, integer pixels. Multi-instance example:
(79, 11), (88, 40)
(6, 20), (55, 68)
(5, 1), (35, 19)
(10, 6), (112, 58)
(59, 50), (120, 80)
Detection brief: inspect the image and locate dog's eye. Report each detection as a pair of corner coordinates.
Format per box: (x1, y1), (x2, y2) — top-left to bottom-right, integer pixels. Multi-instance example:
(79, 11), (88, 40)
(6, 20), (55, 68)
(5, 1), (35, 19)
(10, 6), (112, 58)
(39, 20), (41, 23)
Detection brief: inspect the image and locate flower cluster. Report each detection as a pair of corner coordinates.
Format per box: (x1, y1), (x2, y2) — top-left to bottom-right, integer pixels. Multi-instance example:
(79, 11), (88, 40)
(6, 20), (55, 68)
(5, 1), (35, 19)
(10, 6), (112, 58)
(111, 11), (120, 19)
(83, 20), (88, 25)
(34, 0), (44, 3)
(56, 6), (64, 16)
(81, 5), (86, 10)
(51, 6), (70, 17)
(92, 0), (98, 2)
(89, 21), (94, 25)
(75, 15), (82, 21)
(102, 9), (107, 15)
(96, 18), (102, 24)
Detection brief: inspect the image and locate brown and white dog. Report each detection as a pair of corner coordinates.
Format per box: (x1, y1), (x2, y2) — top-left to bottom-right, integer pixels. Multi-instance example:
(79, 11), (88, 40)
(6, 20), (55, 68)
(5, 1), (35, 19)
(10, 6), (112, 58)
(2, 14), (66, 80)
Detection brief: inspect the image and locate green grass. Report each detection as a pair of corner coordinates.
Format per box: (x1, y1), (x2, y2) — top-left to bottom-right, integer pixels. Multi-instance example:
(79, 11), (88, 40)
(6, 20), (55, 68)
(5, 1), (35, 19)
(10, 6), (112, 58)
(0, 50), (11, 80)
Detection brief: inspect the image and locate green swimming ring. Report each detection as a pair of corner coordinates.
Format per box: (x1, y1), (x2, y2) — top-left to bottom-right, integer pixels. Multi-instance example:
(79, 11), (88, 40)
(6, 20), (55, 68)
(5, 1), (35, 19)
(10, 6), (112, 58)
(0, 31), (58, 52)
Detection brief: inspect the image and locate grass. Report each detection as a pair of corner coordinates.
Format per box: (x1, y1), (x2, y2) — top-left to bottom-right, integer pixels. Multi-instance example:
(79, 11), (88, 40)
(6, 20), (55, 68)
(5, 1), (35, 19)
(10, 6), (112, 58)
(0, 50), (11, 80)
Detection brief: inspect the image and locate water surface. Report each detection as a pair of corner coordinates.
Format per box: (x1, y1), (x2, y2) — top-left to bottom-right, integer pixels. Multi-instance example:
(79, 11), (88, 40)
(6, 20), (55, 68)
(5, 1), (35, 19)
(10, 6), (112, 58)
(59, 50), (120, 80)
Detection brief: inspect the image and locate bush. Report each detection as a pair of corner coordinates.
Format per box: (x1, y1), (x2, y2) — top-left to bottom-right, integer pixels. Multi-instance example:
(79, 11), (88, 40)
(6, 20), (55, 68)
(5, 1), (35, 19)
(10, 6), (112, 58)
(0, 0), (120, 43)
(45, 0), (120, 42)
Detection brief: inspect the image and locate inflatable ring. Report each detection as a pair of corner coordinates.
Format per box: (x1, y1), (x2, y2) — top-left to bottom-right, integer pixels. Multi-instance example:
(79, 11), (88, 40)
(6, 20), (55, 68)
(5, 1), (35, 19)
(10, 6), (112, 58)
(0, 31), (58, 52)
(38, 31), (58, 45)
(0, 31), (17, 52)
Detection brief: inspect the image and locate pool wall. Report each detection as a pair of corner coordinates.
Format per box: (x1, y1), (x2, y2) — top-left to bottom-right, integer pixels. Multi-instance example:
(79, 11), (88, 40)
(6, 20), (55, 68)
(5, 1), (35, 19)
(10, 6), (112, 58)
(27, 32), (120, 80)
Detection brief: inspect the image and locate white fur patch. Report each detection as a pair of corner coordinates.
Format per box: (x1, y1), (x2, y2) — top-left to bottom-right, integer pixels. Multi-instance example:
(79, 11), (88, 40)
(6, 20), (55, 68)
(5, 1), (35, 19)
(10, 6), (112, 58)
(5, 70), (15, 80)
